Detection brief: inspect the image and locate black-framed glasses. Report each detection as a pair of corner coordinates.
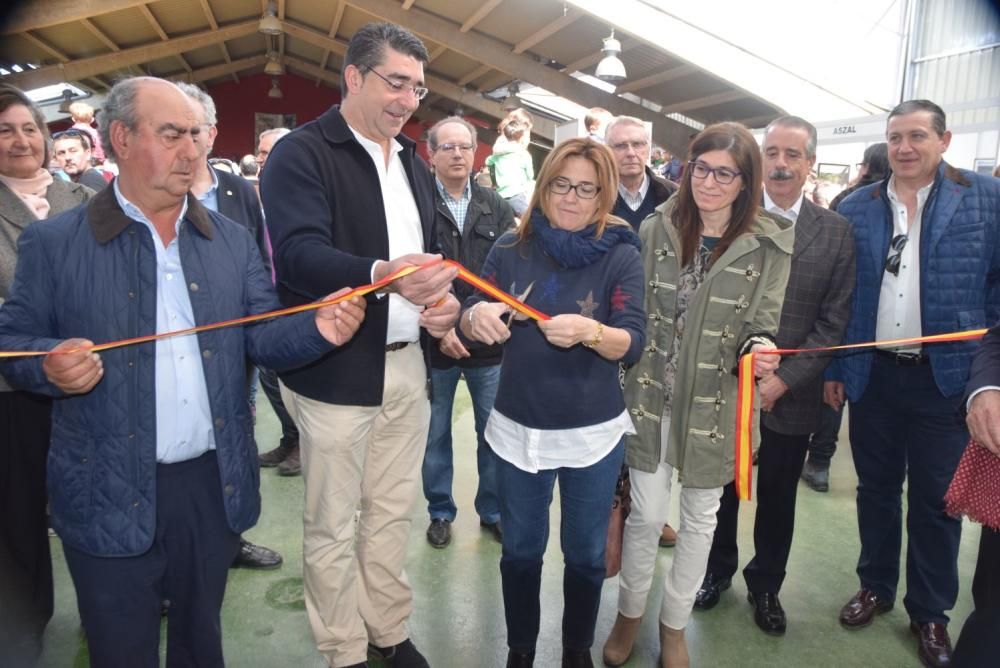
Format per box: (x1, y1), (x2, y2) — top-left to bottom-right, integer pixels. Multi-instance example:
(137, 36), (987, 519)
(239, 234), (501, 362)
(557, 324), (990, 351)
(52, 128), (92, 150)
(548, 177), (600, 199)
(688, 160), (741, 185)
(885, 234), (908, 275)
(364, 67), (428, 100)
(433, 142), (474, 153)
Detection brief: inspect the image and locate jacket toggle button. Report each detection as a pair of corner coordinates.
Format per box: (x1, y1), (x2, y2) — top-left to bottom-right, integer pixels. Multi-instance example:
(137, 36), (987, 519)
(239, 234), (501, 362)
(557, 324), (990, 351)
(189, 282), (199, 292)
(224, 484), (234, 495)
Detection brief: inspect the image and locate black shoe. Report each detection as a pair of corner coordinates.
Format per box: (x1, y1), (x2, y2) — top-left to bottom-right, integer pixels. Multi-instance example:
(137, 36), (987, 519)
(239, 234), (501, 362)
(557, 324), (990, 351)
(258, 437), (296, 467)
(231, 538), (283, 570)
(561, 648), (594, 667)
(801, 461), (830, 492)
(693, 573), (731, 610)
(506, 650), (535, 668)
(368, 638), (429, 667)
(426, 519), (452, 548)
(277, 445), (301, 476)
(748, 591), (786, 635)
(480, 519), (503, 543)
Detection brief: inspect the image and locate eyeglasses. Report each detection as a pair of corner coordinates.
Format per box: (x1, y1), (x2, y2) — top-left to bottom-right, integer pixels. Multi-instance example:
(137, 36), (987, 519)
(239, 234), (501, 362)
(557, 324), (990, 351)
(548, 177), (600, 199)
(884, 234), (908, 276)
(688, 161), (741, 185)
(52, 128), (92, 150)
(609, 140), (649, 153)
(364, 67), (429, 100)
(433, 142), (474, 153)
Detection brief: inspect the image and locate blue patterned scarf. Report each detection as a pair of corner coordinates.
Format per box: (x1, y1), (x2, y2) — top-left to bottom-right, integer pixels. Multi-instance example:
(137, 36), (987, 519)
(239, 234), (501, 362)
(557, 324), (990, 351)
(530, 209), (641, 269)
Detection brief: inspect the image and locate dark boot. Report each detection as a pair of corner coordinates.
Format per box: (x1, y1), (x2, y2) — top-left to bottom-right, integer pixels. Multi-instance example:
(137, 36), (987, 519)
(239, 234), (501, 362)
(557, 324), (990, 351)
(506, 650), (535, 667)
(561, 648), (594, 667)
(258, 437), (296, 467)
(277, 444), (301, 476)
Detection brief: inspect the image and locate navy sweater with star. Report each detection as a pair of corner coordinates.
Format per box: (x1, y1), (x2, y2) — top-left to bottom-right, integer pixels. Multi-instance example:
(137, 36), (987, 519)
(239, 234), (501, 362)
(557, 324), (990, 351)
(466, 231), (646, 430)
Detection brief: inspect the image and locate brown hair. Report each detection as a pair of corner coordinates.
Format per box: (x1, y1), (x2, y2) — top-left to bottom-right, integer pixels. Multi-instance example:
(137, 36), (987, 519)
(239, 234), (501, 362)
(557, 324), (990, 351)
(674, 122), (762, 267)
(498, 108), (532, 142)
(515, 137), (626, 244)
(0, 83), (51, 170)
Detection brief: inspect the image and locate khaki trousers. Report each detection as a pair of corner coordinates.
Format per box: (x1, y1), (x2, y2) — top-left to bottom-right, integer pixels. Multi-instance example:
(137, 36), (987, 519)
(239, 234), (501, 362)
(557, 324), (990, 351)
(281, 345), (430, 668)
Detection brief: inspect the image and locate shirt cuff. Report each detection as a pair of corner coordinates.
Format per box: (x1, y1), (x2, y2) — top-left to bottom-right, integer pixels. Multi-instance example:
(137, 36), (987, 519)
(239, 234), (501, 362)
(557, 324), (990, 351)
(968, 386), (1000, 412)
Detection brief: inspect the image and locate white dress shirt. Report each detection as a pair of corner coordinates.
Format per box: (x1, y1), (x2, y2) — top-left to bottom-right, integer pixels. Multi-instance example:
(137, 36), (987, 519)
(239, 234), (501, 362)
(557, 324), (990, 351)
(763, 190), (804, 224)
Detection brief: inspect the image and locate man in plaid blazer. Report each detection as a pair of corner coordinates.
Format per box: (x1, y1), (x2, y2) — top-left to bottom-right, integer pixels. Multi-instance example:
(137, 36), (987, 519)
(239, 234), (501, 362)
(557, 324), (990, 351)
(694, 116), (856, 635)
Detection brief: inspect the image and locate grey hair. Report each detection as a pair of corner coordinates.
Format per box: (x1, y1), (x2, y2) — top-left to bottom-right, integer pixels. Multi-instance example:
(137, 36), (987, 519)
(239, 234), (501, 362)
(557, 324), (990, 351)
(764, 115), (818, 160)
(258, 127), (290, 148)
(888, 99), (947, 137)
(428, 116), (478, 150)
(603, 115), (649, 143)
(175, 82), (217, 126)
(99, 78), (146, 162)
(341, 22), (429, 97)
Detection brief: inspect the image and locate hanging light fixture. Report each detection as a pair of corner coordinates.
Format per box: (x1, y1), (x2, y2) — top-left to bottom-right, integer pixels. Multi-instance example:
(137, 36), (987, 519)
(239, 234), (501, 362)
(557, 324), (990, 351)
(267, 77), (283, 99)
(57, 88), (75, 113)
(258, 1), (283, 35)
(502, 81), (520, 112)
(595, 29), (626, 84)
(264, 51), (285, 76)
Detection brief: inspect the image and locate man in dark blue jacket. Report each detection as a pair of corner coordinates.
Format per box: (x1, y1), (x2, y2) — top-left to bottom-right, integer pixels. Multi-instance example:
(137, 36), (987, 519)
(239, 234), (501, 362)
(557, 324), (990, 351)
(828, 99), (1000, 668)
(422, 116), (515, 549)
(0, 77), (366, 668)
(261, 22), (458, 668)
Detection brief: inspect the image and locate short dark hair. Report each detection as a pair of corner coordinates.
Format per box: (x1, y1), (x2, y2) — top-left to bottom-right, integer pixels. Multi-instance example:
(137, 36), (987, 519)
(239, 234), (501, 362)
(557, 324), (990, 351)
(0, 83), (51, 168)
(341, 22), (429, 97)
(764, 115), (818, 160)
(428, 116), (478, 150)
(888, 99), (947, 136)
(861, 142), (890, 182)
(52, 128), (93, 151)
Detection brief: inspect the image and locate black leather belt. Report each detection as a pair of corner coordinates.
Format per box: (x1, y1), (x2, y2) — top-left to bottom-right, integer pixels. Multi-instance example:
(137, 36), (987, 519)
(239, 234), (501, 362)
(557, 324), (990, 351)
(385, 341), (413, 352)
(875, 349), (928, 366)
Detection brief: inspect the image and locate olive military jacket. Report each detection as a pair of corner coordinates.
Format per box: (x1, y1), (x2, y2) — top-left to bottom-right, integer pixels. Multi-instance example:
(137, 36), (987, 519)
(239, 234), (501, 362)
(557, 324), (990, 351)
(624, 198), (793, 487)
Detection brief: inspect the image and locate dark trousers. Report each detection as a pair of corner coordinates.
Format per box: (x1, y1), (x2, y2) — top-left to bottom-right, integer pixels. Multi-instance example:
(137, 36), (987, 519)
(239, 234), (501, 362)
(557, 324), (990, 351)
(806, 403), (843, 469)
(707, 425), (810, 593)
(849, 356), (967, 624)
(63, 452), (240, 668)
(0, 391), (53, 667)
(496, 441), (623, 653)
(257, 367), (298, 442)
(954, 527), (1000, 667)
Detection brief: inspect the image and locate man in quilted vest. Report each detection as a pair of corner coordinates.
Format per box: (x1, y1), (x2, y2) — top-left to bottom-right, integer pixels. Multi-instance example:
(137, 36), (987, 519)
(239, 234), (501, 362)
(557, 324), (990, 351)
(828, 99), (1000, 668)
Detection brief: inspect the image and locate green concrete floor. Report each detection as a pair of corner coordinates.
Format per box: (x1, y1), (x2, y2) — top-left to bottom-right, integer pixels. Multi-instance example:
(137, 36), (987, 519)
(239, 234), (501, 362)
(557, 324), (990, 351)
(37, 384), (977, 667)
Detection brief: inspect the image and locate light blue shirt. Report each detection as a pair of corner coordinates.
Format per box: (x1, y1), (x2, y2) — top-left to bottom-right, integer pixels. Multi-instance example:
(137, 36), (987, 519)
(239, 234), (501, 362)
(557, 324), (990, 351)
(113, 181), (216, 463)
(194, 166), (220, 212)
(435, 177), (471, 233)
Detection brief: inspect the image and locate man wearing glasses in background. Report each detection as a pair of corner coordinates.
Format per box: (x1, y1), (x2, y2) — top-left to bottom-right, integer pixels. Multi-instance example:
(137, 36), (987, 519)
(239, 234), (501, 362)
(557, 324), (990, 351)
(260, 22), (459, 668)
(605, 116), (676, 234)
(52, 129), (107, 192)
(828, 100), (1000, 668)
(421, 116), (515, 550)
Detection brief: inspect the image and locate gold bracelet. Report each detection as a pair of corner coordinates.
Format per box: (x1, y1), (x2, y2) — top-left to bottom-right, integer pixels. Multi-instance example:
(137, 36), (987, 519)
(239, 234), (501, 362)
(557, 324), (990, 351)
(583, 321), (604, 348)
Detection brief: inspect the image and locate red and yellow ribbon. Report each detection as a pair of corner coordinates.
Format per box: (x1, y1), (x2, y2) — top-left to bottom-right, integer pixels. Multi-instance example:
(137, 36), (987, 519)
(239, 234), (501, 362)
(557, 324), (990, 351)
(734, 328), (988, 500)
(0, 258), (548, 359)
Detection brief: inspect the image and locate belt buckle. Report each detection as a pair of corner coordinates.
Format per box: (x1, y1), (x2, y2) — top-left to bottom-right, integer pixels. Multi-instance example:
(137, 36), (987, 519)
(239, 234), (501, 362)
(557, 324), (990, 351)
(895, 352), (923, 365)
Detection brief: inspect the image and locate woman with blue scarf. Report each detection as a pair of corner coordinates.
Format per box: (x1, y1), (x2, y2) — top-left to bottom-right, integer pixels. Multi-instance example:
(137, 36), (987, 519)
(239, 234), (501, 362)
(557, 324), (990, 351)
(460, 137), (646, 668)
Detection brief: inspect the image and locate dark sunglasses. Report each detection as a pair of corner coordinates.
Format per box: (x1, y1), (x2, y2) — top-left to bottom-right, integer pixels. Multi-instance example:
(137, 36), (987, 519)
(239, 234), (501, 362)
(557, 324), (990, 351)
(884, 234), (908, 276)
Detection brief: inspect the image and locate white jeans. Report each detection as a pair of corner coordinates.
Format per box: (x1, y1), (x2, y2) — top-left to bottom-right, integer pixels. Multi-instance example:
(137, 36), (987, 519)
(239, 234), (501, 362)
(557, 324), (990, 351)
(617, 460), (723, 630)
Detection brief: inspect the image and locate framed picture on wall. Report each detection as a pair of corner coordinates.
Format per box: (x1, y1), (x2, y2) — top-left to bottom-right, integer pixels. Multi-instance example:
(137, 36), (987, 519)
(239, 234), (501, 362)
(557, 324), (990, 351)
(254, 112), (296, 146)
(817, 162), (850, 186)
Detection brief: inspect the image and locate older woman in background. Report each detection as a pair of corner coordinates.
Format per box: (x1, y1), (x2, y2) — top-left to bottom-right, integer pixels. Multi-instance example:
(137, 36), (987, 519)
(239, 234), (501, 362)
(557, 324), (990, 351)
(462, 137), (646, 668)
(0, 84), (93, 665)
(602, 122), (792, 667)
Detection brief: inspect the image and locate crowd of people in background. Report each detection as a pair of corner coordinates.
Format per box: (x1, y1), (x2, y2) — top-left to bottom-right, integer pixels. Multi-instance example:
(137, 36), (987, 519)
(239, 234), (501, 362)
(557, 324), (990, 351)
(2, 17), (1000, 668)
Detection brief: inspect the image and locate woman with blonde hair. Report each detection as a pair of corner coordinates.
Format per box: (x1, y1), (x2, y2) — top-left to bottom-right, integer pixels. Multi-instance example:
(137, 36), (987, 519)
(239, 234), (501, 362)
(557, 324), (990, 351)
(461, 138), (646, 667)
(602, 122), (792, 667)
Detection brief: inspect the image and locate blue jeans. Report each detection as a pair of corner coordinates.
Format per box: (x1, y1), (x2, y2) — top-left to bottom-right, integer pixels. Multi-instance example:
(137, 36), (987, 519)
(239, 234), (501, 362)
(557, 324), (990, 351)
(422, 365), (501, 524)
(496, 440), (624, 653)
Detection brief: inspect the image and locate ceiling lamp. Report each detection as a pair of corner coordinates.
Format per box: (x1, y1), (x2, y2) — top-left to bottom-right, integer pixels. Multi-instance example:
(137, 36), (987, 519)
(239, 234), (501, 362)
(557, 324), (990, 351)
(502, 81), (520, 112)
(258, 1), (283, 35)
(57, 88), (75, 113)
(595, 29), (626, 84)
(264, 52), (285, 76)
(267, 77), (283, 99)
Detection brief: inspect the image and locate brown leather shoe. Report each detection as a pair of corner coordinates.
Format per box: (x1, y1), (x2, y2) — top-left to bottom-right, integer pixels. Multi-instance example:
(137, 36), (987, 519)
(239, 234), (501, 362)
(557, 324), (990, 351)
(659, 523), (677, 548)
(277, 445), (301, 476)
(910, 622), (953, 667)
(838, 589), (893, 628)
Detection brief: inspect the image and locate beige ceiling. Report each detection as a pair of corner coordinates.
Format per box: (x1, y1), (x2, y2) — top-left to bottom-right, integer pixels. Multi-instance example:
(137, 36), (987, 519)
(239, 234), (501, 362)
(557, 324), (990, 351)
(0, 0), (786, 153)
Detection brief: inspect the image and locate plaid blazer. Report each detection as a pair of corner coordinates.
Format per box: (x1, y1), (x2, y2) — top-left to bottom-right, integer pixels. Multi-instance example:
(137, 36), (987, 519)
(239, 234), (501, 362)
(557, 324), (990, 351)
(762, 197), (856, 436)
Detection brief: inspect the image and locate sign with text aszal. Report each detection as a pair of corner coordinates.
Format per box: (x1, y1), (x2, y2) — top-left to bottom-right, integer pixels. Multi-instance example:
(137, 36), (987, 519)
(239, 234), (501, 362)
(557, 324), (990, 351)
(817, 117), (888, 143)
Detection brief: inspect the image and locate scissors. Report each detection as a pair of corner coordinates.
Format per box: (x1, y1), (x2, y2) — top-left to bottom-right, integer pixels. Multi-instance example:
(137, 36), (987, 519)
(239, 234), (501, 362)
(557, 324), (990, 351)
(505, 281), (535, 328)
